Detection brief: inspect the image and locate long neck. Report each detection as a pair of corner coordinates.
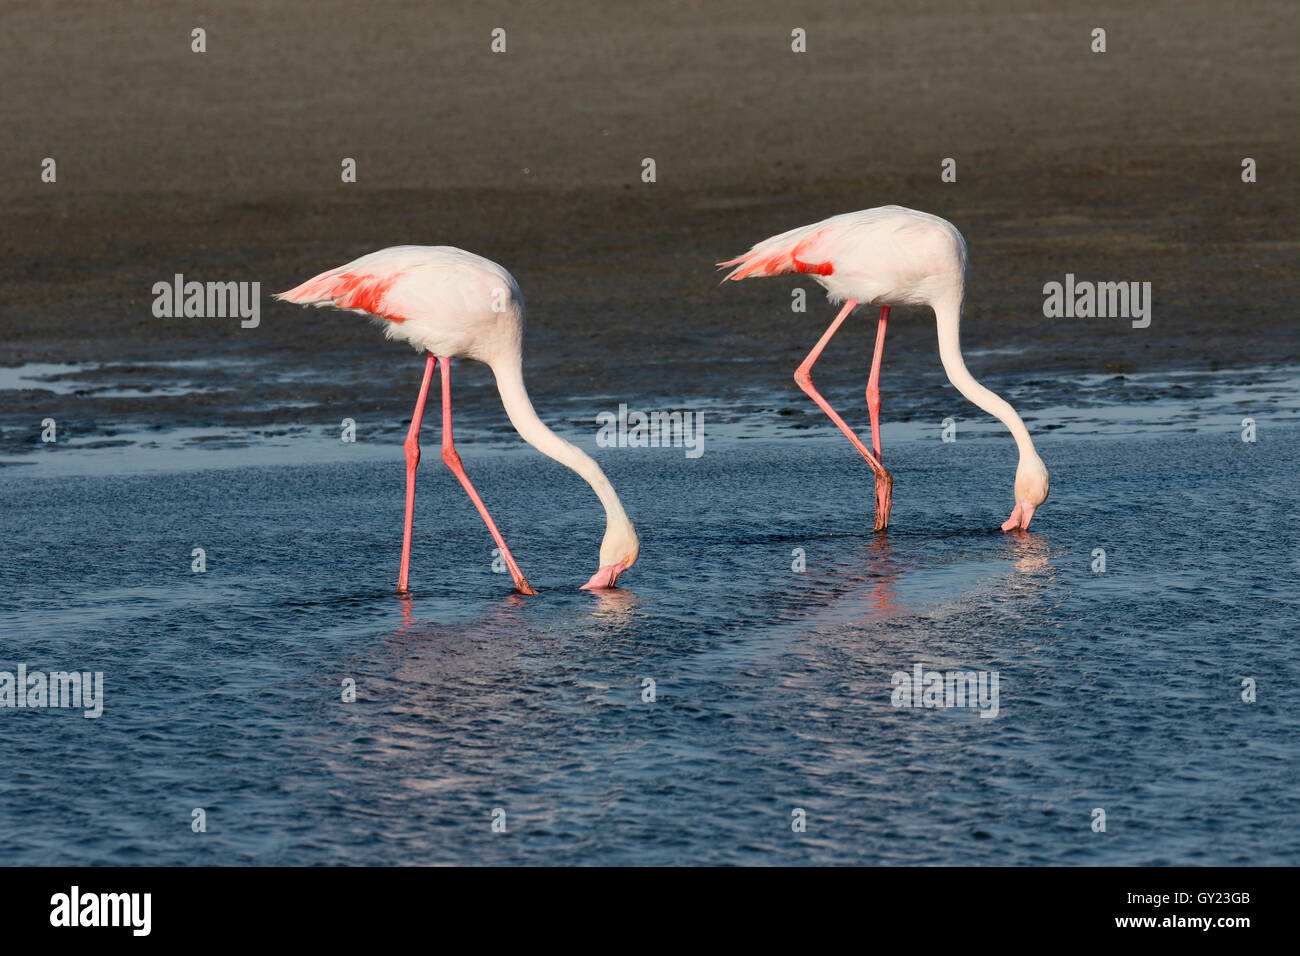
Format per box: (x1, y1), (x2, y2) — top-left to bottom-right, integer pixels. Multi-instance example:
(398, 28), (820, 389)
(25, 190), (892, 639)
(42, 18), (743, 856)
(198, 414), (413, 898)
(489, 352), (633, 534)
(933, 290), (1038, 461)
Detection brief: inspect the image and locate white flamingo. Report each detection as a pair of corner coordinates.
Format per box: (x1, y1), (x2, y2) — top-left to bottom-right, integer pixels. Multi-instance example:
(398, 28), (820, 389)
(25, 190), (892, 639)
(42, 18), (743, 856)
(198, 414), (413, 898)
(720, 205), (1049, 532)
(277, 246), (640, 594)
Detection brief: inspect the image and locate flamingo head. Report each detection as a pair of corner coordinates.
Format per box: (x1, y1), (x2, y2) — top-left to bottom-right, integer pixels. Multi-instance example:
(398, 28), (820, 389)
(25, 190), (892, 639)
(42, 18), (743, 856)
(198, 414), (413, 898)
(581, 520), (640, 590)
(1003, 454), (1050, 532)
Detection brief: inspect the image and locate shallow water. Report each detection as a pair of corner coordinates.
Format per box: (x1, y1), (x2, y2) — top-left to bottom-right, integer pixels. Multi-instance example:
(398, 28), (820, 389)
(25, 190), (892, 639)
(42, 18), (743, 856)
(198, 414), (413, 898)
(4, 359), (1297, 474)
(1, 376), (1297, 864)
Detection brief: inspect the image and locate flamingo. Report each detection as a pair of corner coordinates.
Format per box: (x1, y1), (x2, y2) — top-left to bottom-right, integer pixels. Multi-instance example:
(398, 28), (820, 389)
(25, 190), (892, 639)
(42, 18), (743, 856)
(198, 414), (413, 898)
(719, 205), (1049, 532)
(275, 246), (640, 595)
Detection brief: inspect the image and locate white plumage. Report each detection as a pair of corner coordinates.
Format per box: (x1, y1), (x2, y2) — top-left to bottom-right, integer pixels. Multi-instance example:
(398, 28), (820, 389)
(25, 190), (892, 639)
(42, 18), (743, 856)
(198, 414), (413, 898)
(277, 246), (525, 364)
(720, 206), (968, 307)
(721, 205), (1049, 532)
(277, 246), (639, 593)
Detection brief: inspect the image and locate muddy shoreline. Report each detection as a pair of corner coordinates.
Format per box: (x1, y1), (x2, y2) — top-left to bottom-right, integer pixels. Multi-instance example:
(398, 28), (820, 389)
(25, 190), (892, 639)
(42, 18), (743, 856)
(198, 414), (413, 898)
(1, 1), (1295, 452)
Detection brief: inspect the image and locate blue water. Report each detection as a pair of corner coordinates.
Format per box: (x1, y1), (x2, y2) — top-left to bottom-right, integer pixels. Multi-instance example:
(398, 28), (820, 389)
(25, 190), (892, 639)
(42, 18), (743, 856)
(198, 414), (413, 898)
(2, 395), (1297, 864)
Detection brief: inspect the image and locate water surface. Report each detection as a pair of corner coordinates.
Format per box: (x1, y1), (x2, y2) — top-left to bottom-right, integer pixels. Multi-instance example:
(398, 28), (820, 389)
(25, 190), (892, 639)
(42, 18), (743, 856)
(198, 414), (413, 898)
(2, 371), (1296, 865)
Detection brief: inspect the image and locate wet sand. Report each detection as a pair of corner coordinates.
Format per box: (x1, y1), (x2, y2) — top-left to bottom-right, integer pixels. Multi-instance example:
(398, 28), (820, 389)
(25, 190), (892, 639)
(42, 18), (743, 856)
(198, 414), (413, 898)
(1, 0), (1296, 455)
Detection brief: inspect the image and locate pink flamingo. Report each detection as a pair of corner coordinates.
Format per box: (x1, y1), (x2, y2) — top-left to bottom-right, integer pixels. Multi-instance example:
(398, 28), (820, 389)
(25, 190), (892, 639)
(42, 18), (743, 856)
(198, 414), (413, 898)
(720, 205), (1049, 532)
(276, 246), (640, 595)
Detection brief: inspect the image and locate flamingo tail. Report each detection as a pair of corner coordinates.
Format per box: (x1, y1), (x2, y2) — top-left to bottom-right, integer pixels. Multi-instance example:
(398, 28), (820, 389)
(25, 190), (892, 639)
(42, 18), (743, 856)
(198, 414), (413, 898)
(716, 225), (834, 282)
(275, 269), (405, 321)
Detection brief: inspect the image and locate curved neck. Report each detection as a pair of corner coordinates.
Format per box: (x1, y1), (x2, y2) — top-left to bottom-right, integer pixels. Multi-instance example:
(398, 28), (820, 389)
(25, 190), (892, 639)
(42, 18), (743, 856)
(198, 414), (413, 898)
(489, 353), (633, 533)
(933, 290), (1038, 461)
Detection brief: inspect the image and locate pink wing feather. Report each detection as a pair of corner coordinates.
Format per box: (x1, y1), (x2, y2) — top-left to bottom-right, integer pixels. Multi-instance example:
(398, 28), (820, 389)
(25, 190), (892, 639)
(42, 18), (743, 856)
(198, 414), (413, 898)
(717, 226), (835, 281)
(276, 269), (407, 322)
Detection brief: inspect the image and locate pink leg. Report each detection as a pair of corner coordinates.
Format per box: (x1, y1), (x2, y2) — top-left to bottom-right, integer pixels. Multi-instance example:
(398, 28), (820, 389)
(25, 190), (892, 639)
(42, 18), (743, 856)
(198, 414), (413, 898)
(793, 300), (894, 532)
(438, 357), (538, 595)
(866, 306), (889, 461)
(865, 306), (893, 528)
(1001, 502), (1036, 532)
(397, 353), (437, 594)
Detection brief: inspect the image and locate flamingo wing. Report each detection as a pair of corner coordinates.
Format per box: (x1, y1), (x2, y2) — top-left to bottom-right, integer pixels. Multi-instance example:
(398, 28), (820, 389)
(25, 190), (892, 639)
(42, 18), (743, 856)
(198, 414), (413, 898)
(276, 246), (523, 327)
(717, 223), (838, 281)
(276, 266), (409, 322)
